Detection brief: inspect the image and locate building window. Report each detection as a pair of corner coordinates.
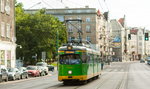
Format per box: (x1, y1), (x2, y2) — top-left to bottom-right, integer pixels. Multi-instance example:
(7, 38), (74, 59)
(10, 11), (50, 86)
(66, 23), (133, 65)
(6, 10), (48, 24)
(68, 37), (75, 41)
(68, 37), (72, 41)
(86, 36), (91, 42)
(68, 25), (73, 33)
(139, 42), (142, 46)
(68, 10), (73, 13)
(1, 22), (5, 37)
(0, 50), (5, 65)
(7, 51), (11, 67)
(86, 18), (90, 22)
(139, 36), (142, 40)
(5, 0), (10, 15)
(6, 23), (10, 38)
(86, 25), (91, 32)
(0, 0), (5, 13)
(77, 17), (81, 20)
(76, 10), (81, 13)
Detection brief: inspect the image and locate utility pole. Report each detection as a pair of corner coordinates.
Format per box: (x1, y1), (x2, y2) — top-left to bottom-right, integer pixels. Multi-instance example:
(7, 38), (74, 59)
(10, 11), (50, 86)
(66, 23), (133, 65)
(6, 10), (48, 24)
(56, 30), (59, 57)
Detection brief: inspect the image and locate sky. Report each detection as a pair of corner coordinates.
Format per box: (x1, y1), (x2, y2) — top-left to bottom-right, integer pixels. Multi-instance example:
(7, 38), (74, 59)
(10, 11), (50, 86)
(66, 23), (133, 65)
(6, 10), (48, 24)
(17, 0), (150, 29)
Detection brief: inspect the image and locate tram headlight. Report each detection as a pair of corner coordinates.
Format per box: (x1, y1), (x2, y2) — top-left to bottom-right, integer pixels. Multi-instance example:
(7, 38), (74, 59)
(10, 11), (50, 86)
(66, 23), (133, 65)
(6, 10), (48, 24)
(68, 70), (72, 74)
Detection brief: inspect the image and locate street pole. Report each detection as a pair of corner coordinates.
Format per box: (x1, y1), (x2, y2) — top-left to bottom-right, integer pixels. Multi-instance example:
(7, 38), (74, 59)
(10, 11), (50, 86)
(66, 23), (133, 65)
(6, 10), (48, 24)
(56, 30), (59, 59)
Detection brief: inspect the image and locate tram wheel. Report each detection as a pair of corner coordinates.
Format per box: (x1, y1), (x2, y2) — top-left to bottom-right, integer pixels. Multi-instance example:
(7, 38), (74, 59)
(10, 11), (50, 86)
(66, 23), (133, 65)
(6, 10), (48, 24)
(63, 81), (69, 85)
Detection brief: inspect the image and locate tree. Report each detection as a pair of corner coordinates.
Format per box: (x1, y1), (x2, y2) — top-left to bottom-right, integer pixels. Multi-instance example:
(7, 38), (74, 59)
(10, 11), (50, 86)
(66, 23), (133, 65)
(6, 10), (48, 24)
(15, 4), (67, 65)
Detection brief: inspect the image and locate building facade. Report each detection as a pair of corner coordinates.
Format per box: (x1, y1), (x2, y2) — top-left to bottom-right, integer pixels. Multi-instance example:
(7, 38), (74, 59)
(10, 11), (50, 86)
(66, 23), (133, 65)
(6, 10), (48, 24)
(126, 27), (145, 60)
(110, 19), (125, 61)
(0, 0), (16, 67)
(25, 7), (113, 62)
(26, 8), (106, 50)
(145, 30), (150, 56)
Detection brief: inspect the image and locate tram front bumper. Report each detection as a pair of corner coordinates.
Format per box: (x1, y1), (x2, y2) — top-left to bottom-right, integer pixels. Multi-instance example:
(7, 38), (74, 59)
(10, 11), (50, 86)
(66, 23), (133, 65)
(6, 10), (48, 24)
(58, 75), (87, 81)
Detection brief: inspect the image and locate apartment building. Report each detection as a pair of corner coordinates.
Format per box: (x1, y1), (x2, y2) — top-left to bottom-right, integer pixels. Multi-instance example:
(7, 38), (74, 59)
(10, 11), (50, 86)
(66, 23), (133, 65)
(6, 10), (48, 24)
(110, 19), (125, 61)
(26, 7), (104, 50)
(126, 27), (145, 60)
(0, 0), (16, 67)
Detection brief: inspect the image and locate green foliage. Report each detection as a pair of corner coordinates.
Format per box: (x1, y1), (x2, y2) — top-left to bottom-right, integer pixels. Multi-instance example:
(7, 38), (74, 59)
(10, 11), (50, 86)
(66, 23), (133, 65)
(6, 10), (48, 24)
(16, 4), (67, 65)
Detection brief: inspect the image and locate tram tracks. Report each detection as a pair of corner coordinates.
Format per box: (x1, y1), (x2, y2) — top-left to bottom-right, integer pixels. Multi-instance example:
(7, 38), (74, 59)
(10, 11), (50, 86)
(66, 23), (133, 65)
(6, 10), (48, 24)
(94, 62), (130, 89)
(48, 62), (130, 89)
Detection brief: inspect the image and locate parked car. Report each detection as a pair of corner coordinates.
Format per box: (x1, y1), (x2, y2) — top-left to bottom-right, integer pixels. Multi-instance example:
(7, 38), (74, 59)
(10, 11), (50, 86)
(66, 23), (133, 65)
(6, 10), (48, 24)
(36, 62), (48, 75)
(47, 65), (54, 72)
(26, 66), (40, 77)
(140, 59), (145, 63)
(0, 65), (8, 82)
(146, 56), (150, 64)
(8, 68), (21, 80)
(37, 66), (45, 76)
(18, 67), (28, 79)
(112, 58), (119, 62)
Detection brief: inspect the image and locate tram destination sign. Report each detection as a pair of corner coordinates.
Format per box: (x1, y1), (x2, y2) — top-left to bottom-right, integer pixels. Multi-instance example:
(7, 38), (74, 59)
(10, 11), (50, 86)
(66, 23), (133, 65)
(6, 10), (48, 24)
(65, 51), (75, 54)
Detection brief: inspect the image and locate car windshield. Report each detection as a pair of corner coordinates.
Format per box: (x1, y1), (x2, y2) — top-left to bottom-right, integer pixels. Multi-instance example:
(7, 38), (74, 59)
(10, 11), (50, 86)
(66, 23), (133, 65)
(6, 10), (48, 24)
(59, 54), (81, 65)
(36, 62), (47, 66)
(147, 57), (150, 59)
(27, 67), (36, 70)
(36, 63), (44, 66)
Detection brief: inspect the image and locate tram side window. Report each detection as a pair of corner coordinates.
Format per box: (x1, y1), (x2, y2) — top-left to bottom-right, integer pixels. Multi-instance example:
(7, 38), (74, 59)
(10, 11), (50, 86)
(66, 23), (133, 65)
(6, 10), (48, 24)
(97, 55), (100, 63)
(82, 53), (87, 63)
(89, 54), (93, 63)
(87, 54), (90, 63)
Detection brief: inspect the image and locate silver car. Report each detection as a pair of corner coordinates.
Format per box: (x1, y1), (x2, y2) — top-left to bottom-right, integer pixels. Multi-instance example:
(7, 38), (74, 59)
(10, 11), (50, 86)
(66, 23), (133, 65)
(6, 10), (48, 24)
(8, 68), (21, 80)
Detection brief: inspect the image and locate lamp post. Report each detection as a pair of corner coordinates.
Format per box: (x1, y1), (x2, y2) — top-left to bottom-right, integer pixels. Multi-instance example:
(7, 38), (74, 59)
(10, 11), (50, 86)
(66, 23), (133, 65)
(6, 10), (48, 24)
(56, 30), (59, 61)
(17, 45), (22, 49)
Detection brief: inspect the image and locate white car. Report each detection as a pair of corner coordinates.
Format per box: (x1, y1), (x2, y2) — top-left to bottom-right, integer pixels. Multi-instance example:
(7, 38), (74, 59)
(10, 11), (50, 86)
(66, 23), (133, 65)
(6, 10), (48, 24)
(36, 62), (48, 75)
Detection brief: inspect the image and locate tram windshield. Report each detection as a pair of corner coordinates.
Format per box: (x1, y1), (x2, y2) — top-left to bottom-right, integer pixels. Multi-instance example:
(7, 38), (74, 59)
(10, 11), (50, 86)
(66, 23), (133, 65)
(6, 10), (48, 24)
(59, 54), (81, 65)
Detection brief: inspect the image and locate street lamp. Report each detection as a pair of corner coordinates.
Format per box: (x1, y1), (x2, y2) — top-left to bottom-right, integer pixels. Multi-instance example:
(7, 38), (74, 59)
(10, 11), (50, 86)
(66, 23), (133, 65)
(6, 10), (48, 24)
(17, 45), (22, 49)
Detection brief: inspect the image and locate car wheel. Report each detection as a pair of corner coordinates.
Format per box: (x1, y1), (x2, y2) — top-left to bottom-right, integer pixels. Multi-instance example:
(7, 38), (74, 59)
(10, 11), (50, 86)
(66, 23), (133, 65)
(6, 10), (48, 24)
(21, 75), (23, 79)
(18, 76), (21, 80)
(26, 75), (28, 79)
(0, 76), (2, 82)
(12, 76), (16, 81)
(5, 76), (8, 82)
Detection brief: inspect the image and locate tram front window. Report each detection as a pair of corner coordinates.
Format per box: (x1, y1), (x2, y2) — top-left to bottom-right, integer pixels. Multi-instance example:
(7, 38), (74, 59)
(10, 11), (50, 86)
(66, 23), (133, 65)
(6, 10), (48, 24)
(59, 54), (81, 65)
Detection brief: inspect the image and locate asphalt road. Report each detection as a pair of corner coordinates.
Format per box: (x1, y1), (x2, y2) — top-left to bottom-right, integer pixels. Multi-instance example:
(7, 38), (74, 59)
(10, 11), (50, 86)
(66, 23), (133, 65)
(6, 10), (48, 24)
(1, 61), (150, 89)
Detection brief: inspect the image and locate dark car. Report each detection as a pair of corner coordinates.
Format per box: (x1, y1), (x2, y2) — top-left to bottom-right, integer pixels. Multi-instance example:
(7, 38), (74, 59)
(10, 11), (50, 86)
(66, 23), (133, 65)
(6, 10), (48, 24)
(146, 57), (150, 64)
(26, 66), (40, 77)
(8, 68), (21, 80)
(0, 65), (8, 82)
(140, 59), (145, 63)
(113, 58), (119, 62)
(18, 67), (28, 79)
(47, 65), (54, 72)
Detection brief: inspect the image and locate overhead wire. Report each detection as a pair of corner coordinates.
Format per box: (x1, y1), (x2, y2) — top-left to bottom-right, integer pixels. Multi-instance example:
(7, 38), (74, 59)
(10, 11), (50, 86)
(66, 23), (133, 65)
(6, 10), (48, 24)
(42, 0), (54, 9)
(97, 0), (104, 12)
(64, 0), (85, 8)
(103, 0), (109, 11)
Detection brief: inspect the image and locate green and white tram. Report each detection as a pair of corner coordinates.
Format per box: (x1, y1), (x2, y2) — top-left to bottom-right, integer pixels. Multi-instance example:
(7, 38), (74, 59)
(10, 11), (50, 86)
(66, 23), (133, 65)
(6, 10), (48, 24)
(58, 42), (102, 84)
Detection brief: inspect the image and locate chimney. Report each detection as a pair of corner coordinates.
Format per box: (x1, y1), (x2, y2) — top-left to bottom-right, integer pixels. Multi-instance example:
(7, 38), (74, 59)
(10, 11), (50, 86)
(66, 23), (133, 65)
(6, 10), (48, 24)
(85, 5), (89, 8)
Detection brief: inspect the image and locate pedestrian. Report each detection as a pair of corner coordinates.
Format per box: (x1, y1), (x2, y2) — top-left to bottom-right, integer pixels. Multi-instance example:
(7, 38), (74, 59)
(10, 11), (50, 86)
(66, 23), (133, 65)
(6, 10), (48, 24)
(101, 61), (104, 70)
